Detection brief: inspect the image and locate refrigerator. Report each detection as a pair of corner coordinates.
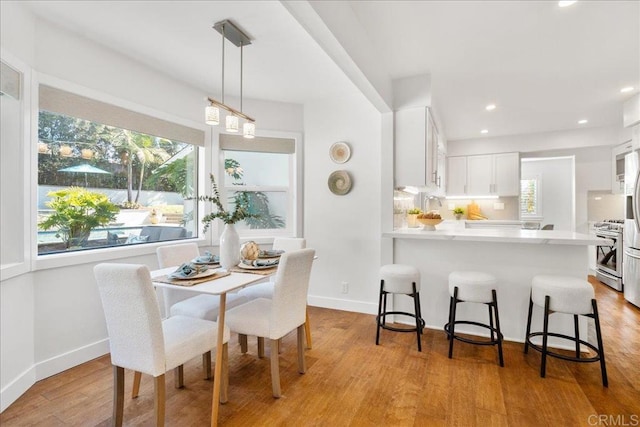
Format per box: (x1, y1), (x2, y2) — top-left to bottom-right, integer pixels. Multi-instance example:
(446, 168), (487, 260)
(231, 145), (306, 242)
(624, 150), (640, 307)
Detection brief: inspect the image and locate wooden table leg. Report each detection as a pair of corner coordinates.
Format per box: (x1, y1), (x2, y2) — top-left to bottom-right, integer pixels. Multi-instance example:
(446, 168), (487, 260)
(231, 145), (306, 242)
(211, 293), (227, 427)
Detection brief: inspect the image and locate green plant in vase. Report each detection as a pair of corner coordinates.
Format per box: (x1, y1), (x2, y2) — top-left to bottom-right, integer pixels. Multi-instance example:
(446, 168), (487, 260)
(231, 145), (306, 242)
(407, 208), (422, 228)
(39, 187), (119, 248)
(453, 207), (465, 220)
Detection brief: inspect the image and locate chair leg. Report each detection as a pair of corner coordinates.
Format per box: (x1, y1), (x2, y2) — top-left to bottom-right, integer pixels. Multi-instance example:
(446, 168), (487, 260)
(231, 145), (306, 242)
(220, 343), (229, 403)
(488, 303), (495, 342)
(305, 308), (313, 349)
(203, 351), (212, 380)
(448, 287), (459, 359)
(446, 296), (454, 341)
(258, 337), (265, 358)
(592, 299), (608, 387)
(574, 314), (580, 359)
(174, 365), (184, 389)
(412, 282), (422, 352)
(113, 366), (125, 427)
(131, 371), (141, 399)
(524, 294), (534, 354)
(492, 289), (504, 367)
(297, 325), (307, 373)
(541, 295), (551, 378)
(270, 339), (281, 398)
(154, 374), (166, 427)
(239, 334), (248, 354)
(416, 292), (424, 334)
(375, 279), (385, 345)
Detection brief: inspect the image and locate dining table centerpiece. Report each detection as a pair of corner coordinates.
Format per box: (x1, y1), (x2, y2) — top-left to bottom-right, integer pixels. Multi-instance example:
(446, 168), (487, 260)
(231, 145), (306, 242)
(195, 174), (257, 269)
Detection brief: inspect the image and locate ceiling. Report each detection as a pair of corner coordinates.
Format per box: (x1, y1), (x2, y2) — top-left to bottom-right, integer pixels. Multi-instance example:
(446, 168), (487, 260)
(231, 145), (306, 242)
(20, 0), (640, 142)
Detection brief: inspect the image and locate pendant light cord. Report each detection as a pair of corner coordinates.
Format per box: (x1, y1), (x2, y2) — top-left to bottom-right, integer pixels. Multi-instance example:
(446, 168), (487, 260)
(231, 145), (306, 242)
(221, 24), (225, 104)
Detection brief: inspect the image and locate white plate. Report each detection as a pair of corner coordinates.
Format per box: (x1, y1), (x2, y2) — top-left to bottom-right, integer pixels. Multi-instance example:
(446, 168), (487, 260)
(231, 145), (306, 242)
(237, 262), (278, 270)
(169, 269), (217, 280)
(329, 142), (351, 164)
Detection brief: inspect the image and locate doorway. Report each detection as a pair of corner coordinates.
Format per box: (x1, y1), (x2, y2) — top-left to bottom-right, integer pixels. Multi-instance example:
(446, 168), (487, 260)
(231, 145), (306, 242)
(521, 156), (575, 231)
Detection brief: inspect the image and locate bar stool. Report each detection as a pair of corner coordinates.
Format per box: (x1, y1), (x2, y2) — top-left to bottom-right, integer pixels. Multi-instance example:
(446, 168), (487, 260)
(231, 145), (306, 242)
(524, 275), (607, 386)
(444, 271), (504, 366)
(376, 264), (425, 351)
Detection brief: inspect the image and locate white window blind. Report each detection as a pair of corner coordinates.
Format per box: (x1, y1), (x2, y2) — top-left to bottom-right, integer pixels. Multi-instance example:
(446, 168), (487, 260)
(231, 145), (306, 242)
(39, 85), (205, 146)
(520, 178), (539, 216)
(219, 133), (295, 154)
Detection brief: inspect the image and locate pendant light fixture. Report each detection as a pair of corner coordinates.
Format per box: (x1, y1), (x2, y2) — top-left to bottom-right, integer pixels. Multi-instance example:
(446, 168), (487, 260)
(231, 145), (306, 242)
(205, 20), (256, 139)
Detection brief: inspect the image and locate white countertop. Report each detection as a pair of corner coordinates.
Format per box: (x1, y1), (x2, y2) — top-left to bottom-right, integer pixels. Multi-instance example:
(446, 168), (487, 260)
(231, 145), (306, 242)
(384, 222), (610, 246)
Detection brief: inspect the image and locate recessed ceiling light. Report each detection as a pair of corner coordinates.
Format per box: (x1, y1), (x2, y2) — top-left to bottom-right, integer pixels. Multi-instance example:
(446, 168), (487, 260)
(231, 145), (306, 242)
(485, 104), (496, 111)
(578, 119), (588, 124)
(621, 86), (635, 93)
(558, 1), (577, 7)
(481, 129), (489, 134)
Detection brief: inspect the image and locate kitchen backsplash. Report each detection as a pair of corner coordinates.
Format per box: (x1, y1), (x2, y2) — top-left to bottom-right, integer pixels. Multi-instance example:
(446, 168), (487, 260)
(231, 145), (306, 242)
(587, 191), (624, 221)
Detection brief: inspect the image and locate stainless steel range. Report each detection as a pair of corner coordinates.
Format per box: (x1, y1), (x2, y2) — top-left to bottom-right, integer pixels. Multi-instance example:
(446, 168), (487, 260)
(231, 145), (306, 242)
(595, 220), (624, 291)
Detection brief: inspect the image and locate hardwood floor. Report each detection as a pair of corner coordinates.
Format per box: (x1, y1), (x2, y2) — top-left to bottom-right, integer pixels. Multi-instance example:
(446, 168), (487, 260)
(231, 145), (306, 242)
(2, 277), (639, 426)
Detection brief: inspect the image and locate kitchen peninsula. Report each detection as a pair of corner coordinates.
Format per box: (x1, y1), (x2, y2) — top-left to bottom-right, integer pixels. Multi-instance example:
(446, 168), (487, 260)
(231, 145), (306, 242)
(383, 223), (610, 344)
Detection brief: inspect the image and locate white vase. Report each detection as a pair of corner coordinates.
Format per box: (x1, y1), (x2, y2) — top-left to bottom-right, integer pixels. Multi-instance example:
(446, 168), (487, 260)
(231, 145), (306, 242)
(219, 223), (240, 270)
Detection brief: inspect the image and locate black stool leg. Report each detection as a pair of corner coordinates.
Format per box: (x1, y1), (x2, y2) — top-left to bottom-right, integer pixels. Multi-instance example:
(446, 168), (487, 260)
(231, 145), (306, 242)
(488, 303), (495, 342)
(540, 295), (550, 378)
(524, 293), (534, 354)
(412, 282), (422, 352)
(446, 295), (454, 341)
(448, 287), (459, 359)
(375, 280), (384, 346)
(416, 291), (424, 334)
(492, 289), (504, 367)
(592, 299), (608, 387)
(574, 314), (580, 359)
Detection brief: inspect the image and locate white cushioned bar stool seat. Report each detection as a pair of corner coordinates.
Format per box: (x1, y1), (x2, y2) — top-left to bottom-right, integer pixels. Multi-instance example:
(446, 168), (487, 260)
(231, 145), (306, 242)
(445, 271), (504, 366)
(376, 264), (425, 351)
(524, 275), (607, 386)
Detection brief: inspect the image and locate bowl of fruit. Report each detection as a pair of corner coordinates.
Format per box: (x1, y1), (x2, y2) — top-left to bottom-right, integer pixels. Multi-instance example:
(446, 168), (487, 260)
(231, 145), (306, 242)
(416, 211), (443, 230)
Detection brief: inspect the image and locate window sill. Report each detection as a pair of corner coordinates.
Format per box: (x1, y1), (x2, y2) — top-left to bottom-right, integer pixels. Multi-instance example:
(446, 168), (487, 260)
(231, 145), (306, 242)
(33, 237), (207, 271)
(1, 262), (30, 281)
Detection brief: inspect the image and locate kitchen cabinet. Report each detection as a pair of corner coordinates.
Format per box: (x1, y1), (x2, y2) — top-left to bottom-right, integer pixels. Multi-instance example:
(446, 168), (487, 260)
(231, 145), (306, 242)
(612, 140), (633, 194)
(447, 152), (520, 197)
(395, 106), (443, 191)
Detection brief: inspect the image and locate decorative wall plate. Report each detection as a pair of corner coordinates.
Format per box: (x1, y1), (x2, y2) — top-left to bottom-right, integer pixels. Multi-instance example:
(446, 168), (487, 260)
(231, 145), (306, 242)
(329, 142), (351, 164)
(328, 170), (352, 195)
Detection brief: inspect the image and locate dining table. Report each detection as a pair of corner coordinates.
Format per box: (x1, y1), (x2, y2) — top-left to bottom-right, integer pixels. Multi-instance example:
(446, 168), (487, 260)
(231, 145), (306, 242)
(151, 266), (275, 427)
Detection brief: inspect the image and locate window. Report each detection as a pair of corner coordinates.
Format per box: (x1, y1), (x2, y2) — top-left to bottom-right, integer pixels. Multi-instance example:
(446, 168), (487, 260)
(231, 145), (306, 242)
(37, 85), (202, 255)
(219, 134), (296, 237)
(520, 177), (542, 217)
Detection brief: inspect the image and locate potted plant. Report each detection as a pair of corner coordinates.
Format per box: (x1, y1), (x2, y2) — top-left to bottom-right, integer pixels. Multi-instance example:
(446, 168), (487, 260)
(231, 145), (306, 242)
(194, 174), (258, 269)
(39, 187), (119, 249)
(407, 208), (421, 228)
(453, 207), (465, 220)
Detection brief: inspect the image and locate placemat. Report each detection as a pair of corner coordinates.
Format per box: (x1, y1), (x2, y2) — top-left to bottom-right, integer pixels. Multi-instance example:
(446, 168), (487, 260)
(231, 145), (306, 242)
(229, 266), (278, 276)
(154, 271), (230, 287)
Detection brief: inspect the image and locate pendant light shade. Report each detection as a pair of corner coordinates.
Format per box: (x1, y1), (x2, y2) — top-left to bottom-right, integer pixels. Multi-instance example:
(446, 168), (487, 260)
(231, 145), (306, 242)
(226, 115), (239, 132)
(205, 105), (220, 125)
(243, 122), (255, 139)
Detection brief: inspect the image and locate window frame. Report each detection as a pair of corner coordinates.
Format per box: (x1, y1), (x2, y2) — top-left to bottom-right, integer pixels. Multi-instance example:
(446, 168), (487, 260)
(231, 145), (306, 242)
(215, 129), (303, 242)
(31, 73), (211, 271)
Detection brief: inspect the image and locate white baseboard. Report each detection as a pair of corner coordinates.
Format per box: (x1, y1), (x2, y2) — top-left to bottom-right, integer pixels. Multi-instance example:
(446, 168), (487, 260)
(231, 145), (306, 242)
(1, 366), (36, 413)
(35, 339), (110, 381)
(1, 339), (110, 413)
(308, 295), (378, 315)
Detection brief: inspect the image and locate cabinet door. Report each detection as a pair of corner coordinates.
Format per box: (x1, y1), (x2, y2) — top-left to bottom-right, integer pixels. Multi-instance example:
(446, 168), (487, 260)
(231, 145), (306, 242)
(447, 156), (467, 195)
(426, 109), (438, 186)
(395, 107), (427, 187)
(467, 155), (493, 195)
(494, 152), (520, 196)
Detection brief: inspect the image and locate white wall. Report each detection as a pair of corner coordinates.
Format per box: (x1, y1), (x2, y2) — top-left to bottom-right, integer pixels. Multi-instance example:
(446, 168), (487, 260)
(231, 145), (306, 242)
(0, 3), (303, 412)
(304, 92), (382, 314)
(521, 157), (574, 231)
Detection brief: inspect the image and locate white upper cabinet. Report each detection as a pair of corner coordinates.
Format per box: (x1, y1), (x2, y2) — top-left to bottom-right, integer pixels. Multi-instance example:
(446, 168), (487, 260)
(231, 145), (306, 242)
(447, 152), (520, 197)
(394, 106), (443, 192)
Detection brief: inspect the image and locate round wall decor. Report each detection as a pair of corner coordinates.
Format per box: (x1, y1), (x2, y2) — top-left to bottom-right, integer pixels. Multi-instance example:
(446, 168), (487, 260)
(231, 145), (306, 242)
(328, 170), (352, 195)
(329, 141), (351, 164)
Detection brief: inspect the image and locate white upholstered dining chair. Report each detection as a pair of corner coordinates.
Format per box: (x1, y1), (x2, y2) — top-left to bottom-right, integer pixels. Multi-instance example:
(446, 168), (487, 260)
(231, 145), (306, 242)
(94, 263), (230, 426)
(236, 238), (314, 348)
(225, 248), (316, 398)
(156, 243), (247, 320)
